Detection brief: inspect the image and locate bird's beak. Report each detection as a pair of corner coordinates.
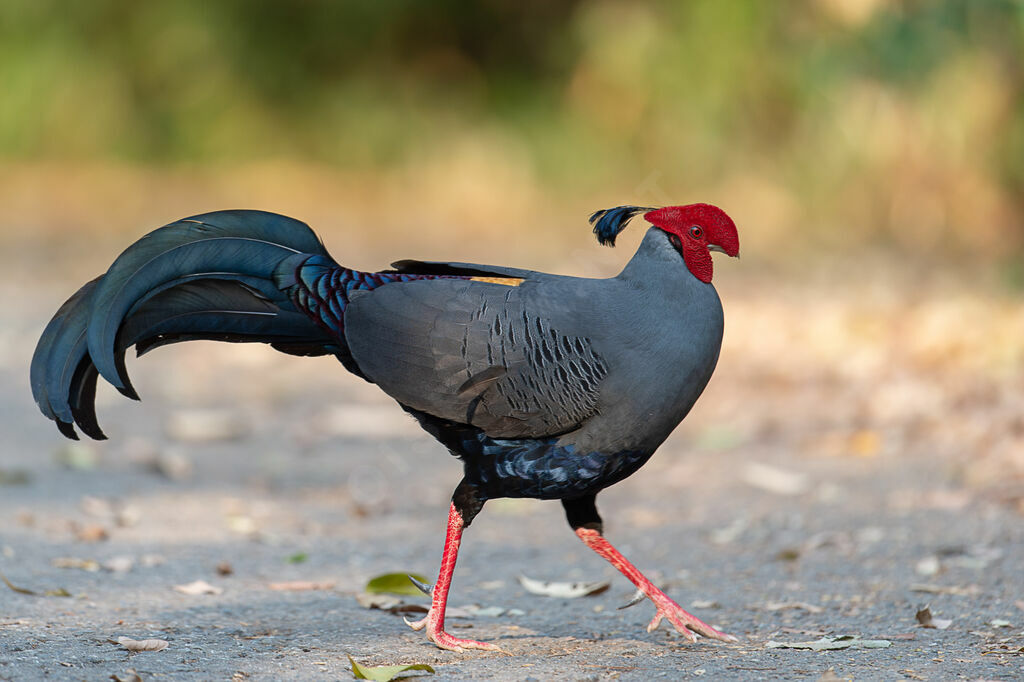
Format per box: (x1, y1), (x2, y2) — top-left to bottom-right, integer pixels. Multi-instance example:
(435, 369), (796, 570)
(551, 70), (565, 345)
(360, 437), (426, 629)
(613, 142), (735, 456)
(708, 243), (739, 258)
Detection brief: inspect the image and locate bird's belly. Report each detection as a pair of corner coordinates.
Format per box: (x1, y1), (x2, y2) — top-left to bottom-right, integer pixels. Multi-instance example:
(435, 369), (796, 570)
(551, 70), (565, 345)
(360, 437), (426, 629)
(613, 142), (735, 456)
(463, 436), (650, 500)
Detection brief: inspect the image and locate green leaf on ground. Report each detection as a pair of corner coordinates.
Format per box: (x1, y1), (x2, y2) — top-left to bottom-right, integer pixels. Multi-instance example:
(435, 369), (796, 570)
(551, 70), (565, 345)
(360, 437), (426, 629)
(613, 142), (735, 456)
(365, 573), (430, 596)
(286, 552), (309, 564)
(347, 655), (434, 681)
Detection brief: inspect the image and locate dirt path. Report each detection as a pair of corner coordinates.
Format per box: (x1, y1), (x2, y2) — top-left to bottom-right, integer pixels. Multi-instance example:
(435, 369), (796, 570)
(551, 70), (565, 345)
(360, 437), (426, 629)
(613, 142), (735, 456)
(2, 285), (1022, 681)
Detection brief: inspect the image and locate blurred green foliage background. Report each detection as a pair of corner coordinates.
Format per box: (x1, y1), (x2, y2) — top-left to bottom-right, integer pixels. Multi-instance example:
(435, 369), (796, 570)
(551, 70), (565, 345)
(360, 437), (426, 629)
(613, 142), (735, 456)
(1, 0), (1022, 275)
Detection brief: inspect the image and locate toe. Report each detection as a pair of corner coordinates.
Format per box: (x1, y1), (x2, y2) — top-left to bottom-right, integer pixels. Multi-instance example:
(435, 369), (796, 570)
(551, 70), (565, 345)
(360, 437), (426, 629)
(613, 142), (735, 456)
(666, 610), (735, 643)
(404, 615), (428, 631)
(428, 629), (502, 653)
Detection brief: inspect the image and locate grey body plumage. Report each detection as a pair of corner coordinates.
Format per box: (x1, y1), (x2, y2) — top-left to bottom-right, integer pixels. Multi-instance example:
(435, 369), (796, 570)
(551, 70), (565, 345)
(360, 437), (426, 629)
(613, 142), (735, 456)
(348, 228), (724, 500)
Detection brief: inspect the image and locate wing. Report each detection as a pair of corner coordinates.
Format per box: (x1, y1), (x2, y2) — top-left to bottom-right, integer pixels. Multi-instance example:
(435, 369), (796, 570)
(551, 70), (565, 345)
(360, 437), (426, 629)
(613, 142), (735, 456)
(390, 259), (536, 279)
(344, 279), (608, 439)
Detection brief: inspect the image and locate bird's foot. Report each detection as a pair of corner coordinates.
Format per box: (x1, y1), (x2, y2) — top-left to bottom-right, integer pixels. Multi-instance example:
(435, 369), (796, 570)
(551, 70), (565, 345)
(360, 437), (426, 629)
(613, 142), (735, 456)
(573, 528), (737, 644)
(404, 613), (504, 653)
(645, 593), (737, 643)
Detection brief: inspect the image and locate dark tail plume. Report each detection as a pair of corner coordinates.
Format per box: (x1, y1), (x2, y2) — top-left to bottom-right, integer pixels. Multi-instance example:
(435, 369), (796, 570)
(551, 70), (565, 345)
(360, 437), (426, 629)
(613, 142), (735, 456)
(30, 210), (340, 439)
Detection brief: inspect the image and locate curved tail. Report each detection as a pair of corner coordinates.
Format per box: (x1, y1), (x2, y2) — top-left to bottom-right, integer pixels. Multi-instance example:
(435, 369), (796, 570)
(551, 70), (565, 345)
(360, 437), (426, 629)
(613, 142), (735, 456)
(30, 210), (342, 440)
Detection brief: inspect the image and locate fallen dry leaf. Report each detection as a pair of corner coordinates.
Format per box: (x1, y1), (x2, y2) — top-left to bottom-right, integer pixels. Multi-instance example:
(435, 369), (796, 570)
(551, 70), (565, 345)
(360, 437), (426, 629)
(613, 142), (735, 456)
(774, 548), (801, 562)
(392, 604), (431, 615)
(267, 580), (335, 591)
(889, 489), (972, 512)
(116, 637), (169, 652)
(151, 451), (194, 481)
(165, 409), (245, 443)
(709, 517), (748, 545)
(980, 644), (1024, 655)
(110, 671), (143, 682)
(766, 635), (891, 650)
(80, 495), (114, 517)
(74, 523), (109, 543)
(741, 462), (808, 496)
(355, 593), (429, 616)
(914, 556), (941, 576)
(103, 556), (135, 573)
(55, 442), (97, 470)
(945, 546), (1003, 570)
(140, 554), (166, 567)
(357, 593), (402, 610)
(518, 575), (610, 598)
(52, 557), (100, 572)
(216, 562), (234, 576)
(910, 583), (980, 596)
(226, 515), (258, 535)
(174, 580), (223, 596)
(0, 467), (31, 486)
(915, 605), (952, 629)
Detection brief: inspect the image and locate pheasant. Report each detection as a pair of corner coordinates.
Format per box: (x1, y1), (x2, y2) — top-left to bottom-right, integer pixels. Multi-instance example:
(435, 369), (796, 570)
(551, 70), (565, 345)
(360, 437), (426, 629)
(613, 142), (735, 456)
(31, 203), (740, 651)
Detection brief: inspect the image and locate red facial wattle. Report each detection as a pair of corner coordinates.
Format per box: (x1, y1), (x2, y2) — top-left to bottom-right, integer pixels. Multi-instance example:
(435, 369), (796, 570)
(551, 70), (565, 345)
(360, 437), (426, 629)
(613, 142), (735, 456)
(643, 204), (739, 283)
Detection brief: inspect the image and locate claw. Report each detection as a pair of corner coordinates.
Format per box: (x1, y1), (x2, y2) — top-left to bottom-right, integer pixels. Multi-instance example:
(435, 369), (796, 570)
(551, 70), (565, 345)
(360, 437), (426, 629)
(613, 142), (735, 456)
(651, 600), (736, 643)
(408, 574), (434, 596)
(404, 615), (427, 631)
(618, 588), (646, 610)
(649, 611), (699, 641)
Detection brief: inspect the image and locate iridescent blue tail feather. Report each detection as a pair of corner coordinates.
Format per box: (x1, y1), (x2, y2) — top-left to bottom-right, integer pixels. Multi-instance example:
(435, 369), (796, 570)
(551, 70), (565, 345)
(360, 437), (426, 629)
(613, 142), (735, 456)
(30, 210), (341, 439)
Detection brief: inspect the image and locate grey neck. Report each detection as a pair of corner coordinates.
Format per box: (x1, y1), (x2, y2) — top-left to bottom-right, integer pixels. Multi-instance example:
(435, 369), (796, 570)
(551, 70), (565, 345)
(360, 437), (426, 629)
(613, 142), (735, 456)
(617, 227), (702, 290)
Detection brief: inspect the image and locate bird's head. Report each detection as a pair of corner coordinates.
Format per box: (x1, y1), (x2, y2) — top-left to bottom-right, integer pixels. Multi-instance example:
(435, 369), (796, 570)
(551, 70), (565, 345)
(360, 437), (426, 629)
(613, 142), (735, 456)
(589, 203), (739, 283)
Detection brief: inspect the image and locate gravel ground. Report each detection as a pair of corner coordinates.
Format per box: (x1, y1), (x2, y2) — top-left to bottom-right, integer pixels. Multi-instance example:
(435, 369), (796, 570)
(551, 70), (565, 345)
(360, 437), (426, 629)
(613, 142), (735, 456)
(2, 283), (1023, 682)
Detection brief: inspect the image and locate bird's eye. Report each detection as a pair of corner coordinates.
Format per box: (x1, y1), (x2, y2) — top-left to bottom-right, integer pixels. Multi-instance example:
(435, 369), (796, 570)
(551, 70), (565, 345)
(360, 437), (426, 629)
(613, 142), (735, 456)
(689, 225), (703, 239)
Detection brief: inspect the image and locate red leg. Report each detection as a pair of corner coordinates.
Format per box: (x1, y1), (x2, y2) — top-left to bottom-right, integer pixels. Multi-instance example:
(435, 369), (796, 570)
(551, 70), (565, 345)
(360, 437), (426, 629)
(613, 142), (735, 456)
(575, 528), (737, 643)
(405, 503), (503, 652)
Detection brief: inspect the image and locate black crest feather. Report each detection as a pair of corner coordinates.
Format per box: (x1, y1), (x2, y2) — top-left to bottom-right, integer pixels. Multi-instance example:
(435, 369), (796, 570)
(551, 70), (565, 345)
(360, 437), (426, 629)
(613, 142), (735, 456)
(588, 205), (655, 246)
